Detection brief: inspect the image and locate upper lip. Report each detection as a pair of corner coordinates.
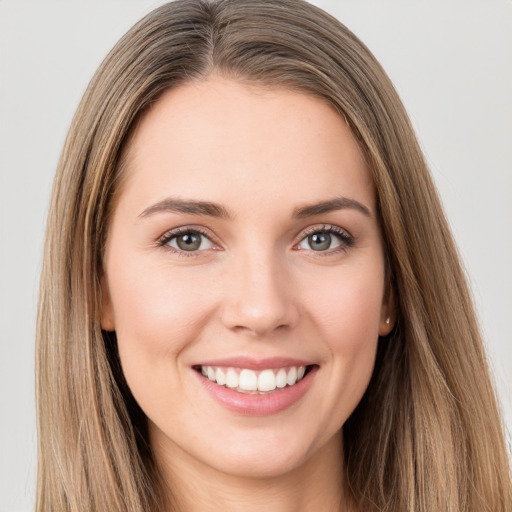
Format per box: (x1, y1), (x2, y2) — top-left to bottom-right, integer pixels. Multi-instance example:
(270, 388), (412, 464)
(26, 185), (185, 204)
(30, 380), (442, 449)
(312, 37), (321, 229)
(194, 356), (315, 370)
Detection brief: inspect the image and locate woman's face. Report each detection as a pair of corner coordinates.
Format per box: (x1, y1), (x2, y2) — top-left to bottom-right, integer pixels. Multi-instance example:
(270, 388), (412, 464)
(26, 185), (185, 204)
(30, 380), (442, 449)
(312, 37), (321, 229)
(102, 76), (393, 479)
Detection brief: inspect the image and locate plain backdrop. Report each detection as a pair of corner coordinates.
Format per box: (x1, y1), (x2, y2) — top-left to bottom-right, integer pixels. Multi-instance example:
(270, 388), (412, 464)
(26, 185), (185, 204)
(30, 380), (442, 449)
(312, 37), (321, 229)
(1, 1), (511, 511)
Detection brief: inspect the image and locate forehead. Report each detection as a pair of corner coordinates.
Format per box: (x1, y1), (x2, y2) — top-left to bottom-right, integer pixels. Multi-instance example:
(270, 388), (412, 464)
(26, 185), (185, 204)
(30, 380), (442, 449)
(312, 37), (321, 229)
(118, 76), (375, 216)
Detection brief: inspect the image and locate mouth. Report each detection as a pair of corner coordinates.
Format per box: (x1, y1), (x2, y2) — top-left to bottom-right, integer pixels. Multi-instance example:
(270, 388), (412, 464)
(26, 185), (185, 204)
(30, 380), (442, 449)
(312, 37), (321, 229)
(193, 364), (316, 394)
(192, 356), (319, 415)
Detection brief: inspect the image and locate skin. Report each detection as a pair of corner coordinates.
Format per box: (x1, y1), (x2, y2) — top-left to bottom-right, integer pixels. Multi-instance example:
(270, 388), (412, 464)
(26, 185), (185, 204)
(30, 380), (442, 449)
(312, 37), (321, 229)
(101, 75), (394, 512)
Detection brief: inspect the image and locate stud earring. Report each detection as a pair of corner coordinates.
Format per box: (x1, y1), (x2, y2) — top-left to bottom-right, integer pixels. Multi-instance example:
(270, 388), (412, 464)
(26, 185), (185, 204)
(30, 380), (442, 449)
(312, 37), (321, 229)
(385, 317), (391, 325)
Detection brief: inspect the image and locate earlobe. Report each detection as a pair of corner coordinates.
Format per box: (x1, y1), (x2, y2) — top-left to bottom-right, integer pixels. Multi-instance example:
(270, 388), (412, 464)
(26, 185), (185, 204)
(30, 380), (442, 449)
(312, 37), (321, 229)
(379, 315), (394, 336)
(379, 285), (396, 336)
(100, 275), (115, 331)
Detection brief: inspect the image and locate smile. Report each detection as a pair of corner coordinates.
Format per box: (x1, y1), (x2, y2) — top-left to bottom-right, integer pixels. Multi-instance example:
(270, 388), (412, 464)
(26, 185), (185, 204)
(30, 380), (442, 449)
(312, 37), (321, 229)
(199, 365), (308, 394)
(193, 360), (318, 416)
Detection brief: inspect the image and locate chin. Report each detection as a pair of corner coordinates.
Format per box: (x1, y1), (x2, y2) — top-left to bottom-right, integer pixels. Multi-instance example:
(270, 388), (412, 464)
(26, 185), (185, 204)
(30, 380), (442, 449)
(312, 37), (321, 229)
(196, 424), (342, 481)
(203, 447), (313, 480)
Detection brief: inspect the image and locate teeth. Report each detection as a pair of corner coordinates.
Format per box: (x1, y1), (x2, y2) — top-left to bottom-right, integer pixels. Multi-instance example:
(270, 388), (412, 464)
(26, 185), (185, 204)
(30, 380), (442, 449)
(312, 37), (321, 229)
(199, 364), (309, 393)
(225, 368), (239, 388)
(215, 367), (226, 386)
(276, 368), (287, 388)
(258, 369), (276, 392)
(287, 366), (297, 386)
(239, 369), (258, 391)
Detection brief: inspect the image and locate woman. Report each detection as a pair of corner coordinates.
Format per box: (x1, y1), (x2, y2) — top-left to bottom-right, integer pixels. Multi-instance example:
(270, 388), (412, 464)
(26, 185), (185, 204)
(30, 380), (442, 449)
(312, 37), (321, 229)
(36, 0), (512, 511)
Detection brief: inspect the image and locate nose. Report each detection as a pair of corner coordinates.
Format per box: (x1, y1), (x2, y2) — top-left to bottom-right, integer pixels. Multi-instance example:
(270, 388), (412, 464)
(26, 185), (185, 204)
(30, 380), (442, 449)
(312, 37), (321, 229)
(220, 250), (300, 337)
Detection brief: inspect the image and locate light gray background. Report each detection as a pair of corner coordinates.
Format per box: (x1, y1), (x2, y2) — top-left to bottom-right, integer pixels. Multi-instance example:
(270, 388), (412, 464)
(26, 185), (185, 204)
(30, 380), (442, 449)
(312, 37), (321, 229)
(1, 1), (510, 511)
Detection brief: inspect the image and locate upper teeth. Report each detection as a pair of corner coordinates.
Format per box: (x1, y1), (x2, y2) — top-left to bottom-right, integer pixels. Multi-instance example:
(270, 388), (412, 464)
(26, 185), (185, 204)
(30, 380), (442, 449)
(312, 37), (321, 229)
(201, 365), (306, 393)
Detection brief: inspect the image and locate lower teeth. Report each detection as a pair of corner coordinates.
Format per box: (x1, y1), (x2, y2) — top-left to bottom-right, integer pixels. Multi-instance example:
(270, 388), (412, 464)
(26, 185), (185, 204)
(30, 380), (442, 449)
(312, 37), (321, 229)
(228, 386), (283, 395)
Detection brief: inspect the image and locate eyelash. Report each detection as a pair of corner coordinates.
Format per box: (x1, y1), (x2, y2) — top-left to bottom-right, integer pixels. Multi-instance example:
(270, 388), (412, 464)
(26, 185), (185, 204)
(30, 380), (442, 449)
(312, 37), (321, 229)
(157, 226), (218, 258)
(157, 224), (354, 257)
(295, 224), (355, 256)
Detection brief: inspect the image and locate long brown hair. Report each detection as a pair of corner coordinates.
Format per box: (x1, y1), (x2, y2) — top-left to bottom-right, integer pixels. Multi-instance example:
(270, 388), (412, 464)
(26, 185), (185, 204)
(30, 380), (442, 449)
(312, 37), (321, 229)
(36, 1), (512, 510)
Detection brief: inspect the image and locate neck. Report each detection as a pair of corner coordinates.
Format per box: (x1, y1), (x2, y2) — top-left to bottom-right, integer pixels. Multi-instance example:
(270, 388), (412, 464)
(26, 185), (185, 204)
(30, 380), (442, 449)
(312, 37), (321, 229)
(152, 430), (352, 512)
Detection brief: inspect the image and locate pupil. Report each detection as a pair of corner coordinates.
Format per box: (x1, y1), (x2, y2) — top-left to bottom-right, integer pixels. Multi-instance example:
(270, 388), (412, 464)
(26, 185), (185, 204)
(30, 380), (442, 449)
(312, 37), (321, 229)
(309, 232), (331, 251)
(177, 233), (201, 251)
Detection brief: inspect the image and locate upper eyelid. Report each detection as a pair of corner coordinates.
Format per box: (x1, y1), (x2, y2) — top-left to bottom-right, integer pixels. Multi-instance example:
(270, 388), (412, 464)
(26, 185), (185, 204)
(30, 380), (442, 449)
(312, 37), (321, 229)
(296, 223), (352, 241)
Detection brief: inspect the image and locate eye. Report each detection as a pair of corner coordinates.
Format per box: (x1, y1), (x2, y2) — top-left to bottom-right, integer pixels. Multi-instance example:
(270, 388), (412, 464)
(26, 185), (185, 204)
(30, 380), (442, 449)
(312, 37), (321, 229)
(297, 226), (353, 252)
(162, 229), (214, 252)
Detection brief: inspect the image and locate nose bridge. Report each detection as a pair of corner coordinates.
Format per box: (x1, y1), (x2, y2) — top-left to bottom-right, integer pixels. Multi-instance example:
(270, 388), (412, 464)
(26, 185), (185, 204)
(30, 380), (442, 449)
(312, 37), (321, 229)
(221, 241), (299, 336)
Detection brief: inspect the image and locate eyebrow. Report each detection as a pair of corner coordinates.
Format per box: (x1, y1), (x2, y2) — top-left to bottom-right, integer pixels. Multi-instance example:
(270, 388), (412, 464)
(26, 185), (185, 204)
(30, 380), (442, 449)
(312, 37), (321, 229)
(138, 195), (371, 220)
(139, 198), (231, 219)
(293, 197), (371, 218)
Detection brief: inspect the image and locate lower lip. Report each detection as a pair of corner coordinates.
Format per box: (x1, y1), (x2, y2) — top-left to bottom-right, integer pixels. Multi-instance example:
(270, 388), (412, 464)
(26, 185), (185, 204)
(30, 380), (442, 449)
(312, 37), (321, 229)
(195, 366), (318, 416)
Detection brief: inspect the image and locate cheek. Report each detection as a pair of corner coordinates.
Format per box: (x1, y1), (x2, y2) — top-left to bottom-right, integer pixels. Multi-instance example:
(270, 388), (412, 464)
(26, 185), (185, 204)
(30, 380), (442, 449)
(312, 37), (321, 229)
(105, 255), (220, 420)
(304, 263), (384, 342)
(106, 254), (216, 366)
(300, 262), (384, 411)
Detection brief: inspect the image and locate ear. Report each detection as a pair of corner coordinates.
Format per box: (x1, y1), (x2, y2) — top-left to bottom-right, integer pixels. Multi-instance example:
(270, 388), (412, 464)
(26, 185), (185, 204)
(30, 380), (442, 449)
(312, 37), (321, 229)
(378, 282), (396, 336)
(100, 274), (115, 331)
